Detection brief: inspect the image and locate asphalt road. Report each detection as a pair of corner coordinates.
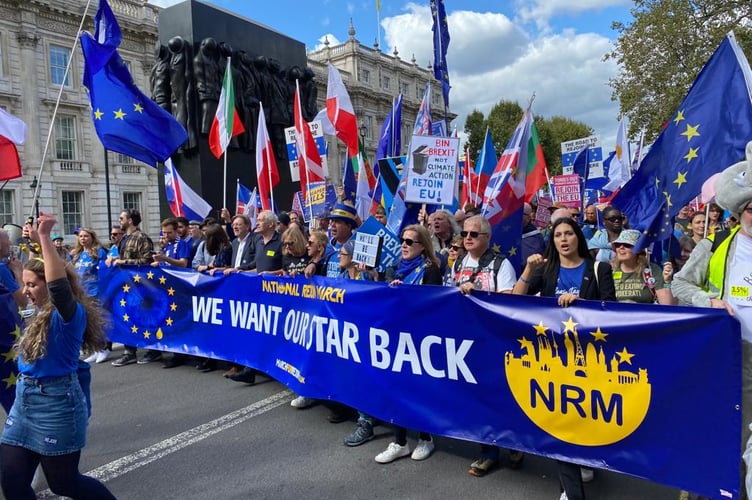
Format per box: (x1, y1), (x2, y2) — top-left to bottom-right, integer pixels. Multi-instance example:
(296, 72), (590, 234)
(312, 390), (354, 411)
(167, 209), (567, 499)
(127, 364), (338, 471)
(24, 347), (681, 500)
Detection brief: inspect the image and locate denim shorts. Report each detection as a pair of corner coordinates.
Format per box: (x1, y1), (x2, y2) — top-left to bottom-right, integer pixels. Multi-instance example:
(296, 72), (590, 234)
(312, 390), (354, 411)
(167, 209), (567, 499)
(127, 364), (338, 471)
(1, 372), (88, 456)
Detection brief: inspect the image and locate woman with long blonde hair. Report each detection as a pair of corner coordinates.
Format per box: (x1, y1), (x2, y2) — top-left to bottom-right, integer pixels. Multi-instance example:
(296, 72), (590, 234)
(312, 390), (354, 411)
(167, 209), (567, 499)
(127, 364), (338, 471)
(0, 213), (114, 499)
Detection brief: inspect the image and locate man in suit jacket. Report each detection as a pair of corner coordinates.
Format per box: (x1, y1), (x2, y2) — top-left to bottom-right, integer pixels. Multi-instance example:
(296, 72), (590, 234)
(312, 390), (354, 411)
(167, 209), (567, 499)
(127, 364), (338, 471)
(222, 214), (254, 275)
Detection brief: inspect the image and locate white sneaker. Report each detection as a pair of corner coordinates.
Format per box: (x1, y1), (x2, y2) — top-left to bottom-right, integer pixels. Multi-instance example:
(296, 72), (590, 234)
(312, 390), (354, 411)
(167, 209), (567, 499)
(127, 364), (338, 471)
(83, 352), (97, 364)
(559, 492), (568, 500)
(94, 349), (111, 364)
(411, 438), (434, 460)
(580, 467), (594, 483)
(290, 396), (314, 408)
(375, 442), (410, 464)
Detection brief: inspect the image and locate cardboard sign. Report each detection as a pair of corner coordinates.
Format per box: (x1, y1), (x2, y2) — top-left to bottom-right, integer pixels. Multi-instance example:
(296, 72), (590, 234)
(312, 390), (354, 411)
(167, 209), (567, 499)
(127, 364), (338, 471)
(552, 174), (582, 208)
(354, 216), (401, 272)
(352, 232), (382, 268)
(404, 136), (459, 205)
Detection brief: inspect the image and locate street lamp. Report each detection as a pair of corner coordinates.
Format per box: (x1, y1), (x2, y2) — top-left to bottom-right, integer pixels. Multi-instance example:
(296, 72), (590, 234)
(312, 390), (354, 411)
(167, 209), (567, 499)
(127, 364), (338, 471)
(359, 121), (367, 142)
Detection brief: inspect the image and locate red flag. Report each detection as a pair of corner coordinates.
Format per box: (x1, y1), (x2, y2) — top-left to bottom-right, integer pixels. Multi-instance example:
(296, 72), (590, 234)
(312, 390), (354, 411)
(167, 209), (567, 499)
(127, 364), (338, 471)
(294, 81), (324, 199)
(461, 149), (480, 208)
(255, 103), (279, 211)
(325, 64), (359, 157)
(0, 108), (25, 181)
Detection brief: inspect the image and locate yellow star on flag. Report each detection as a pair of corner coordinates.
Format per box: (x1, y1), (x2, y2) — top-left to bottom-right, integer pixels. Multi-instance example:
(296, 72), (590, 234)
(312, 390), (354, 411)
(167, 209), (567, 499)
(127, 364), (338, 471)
(131, 325), (138, 333)
(2, 349), (15, 363)
(114, 109), (126, 120)
(680, 123), (699, 141)
(492, 243), (501, 253)
(617, 347), (635, 365)
(590, 327), (608, 342)
(533, 322), (548, 336)
(170, 303), (177, 311)
(517, 337), (534, 352)
(508, 246), (517, 257)
(94, 109), (104, 120)
(165, 317), (173, 326)
(2, 371), (17, 389)
(673, 171), (687, 189)
(120, 299), (126, 307)
(562, 316), (578, 334)
(662, 192), (673, 208)
(673, 110), (685, 125)
(684, 147), (699, 162)
(133, 274), (141, 283)
(167, 287), (175, 296)
(159, 276), (167, 285)
(10, 325), (20, 340)
(133, 102), (143, 113)
(122, 284), (130, 293)
(122, 313), (130, 322)
(147, 271), (154, 280)
(143, 330), (151, 339)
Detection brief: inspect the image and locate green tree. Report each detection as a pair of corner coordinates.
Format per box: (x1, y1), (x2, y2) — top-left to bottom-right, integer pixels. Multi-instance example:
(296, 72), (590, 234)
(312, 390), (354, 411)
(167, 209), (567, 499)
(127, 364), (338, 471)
(486, 100), (524, 152)
(536, 116), (594, 176)
(606, 0), (752, 140)
(463, 109), (486, 159)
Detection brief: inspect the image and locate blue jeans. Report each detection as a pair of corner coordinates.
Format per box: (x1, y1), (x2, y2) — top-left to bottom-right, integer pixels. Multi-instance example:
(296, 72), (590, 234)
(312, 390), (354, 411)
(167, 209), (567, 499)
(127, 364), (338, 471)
(1, 373), (87, 456)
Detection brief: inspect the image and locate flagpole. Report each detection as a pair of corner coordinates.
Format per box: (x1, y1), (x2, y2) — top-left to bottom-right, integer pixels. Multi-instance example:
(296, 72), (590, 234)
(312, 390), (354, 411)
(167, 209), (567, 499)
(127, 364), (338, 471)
(236, 178), (240, 213)
(223, 150), (227, 209)
(103, 148), (113, 232)
(29, 0), (94, 222)
(295, 79), (315, 225)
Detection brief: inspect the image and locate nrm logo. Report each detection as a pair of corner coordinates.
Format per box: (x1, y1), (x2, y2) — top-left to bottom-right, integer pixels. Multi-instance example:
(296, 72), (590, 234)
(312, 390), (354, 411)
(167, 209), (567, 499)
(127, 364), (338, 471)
(505, 317), (651, 446)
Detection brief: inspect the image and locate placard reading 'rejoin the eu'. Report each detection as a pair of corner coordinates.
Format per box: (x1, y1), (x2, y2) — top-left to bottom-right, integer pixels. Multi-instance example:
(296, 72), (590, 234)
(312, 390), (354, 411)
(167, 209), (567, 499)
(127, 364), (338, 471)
(404, 136), (459, 205)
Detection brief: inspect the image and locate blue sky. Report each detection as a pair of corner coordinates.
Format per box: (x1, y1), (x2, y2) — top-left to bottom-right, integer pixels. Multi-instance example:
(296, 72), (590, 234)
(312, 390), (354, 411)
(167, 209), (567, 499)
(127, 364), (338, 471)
(150, 0), (635, 147)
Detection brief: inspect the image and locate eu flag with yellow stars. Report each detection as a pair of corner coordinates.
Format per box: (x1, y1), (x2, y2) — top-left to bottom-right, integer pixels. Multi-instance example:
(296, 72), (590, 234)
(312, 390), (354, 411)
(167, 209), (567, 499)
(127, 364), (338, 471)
(0, 285), (23, 413)
(613, 32), (752, 252)
(80, 0), (187, 167)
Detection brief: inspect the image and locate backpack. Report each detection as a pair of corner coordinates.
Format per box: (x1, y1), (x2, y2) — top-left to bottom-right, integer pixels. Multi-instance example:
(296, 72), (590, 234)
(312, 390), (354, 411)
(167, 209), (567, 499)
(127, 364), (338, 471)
(453, 249), (506, 291)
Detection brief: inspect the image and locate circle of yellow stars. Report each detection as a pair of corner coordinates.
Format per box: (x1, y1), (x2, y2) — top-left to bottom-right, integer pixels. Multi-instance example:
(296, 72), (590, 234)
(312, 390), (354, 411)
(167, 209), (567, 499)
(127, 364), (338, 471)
(119, 270), (177, 340)
(1, 324), (21, 389)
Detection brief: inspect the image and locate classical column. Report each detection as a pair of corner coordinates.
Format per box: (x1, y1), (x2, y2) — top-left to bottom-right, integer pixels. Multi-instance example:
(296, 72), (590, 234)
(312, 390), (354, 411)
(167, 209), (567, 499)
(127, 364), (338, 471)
(16, 30), (41, 176)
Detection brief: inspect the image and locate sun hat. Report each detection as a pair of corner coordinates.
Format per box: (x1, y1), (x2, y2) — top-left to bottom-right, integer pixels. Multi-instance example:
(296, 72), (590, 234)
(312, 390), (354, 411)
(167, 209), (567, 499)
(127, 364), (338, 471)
(328, 203), (359, 228)
(612, 229), (640, 247)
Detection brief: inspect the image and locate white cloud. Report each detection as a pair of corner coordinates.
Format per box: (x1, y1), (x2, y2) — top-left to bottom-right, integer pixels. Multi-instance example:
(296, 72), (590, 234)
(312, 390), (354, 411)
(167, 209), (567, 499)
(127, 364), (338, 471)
(515, 0), (631, 31)
(311, 33), (342, 52)
(147, 0), (182, 7)
(379, 5), (621, 149)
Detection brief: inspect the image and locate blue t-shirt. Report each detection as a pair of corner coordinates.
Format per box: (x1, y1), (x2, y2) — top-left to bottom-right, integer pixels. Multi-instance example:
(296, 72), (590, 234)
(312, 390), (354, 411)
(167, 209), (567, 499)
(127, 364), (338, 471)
(74, 248), (107, 297)
(161, 239), (191, 266)
(325, 240), (344, 278)
(0, 263), (19, 293)
(18, 304), (86, 378)
(555, 262), (585, 297)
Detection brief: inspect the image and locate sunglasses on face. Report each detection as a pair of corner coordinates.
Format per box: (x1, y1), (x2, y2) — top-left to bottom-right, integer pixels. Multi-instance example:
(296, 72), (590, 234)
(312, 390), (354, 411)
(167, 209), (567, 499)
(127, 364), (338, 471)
(604, 216), (624, 222)
(400, 237), (417, 246)
(450, 245), (462, 251)
(283, 241), (294, 247)
(613, 242), (633, 249)
(306, 241), (315, 246)
(460, 231), (488, 239)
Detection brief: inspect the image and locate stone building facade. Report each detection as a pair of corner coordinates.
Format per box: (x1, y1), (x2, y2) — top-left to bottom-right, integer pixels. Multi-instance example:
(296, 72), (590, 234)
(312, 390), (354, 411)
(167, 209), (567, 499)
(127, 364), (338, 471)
(0, 3), (453, 242)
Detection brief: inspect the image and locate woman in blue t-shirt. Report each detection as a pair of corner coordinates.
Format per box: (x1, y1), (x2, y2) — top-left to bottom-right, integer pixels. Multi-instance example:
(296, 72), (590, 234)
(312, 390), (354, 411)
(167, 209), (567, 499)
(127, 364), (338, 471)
(513, 217), (616, 500)
(73, 228), (110, 364)
(0, 212), (115, 499)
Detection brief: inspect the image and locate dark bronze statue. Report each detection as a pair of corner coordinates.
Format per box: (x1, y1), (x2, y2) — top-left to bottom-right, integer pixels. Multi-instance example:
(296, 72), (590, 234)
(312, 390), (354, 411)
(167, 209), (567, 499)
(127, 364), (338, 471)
(193, 37), (220, 135)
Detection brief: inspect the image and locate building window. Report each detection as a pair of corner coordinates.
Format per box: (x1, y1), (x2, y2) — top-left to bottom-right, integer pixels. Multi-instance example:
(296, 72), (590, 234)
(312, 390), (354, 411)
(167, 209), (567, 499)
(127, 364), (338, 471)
(115, 152), (133, 164)
(364, 115), (373, 139)
(123, 192), (142, 212)
(54, 115), (77, 160)
(0, 190), (13, 225)
(382, 76), (390, 90)
(416, 84), (422, 99)
(49, 45), (71, 87)
(400, 82), (410, 96)
(61, 191), (83, 234)
(360, 68), (370, 84)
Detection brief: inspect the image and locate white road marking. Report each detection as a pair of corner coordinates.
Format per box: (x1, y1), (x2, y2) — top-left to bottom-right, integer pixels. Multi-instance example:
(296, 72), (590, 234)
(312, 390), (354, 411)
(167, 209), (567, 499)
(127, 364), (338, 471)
(37, 390), (292, 498)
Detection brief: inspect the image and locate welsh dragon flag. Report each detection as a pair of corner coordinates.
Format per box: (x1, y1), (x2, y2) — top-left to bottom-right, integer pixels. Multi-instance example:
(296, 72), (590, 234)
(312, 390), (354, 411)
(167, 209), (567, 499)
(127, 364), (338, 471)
(209, 58), (245, 159)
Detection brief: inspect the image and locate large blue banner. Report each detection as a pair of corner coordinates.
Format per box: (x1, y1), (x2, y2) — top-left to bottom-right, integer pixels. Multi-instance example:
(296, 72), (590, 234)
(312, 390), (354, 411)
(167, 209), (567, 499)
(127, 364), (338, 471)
(99, 266), (741, 499)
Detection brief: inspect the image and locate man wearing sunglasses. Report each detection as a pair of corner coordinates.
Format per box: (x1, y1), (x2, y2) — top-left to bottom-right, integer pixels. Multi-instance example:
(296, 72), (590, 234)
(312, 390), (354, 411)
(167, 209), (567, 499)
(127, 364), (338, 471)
(449, 215), (521, 476)
(587, 206), (624, 262)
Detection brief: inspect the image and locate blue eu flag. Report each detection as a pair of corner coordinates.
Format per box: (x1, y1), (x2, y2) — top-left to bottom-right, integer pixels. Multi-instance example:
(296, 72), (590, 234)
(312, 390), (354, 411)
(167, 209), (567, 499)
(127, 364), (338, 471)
(80, 0), (187, 167)
(431, 0), (451, 108)
(614, 32), (752, 251)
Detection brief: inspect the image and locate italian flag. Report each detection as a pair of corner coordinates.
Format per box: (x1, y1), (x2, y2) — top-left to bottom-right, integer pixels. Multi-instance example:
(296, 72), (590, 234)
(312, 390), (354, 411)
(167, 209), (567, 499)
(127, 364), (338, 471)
(209, 58), (245, 159)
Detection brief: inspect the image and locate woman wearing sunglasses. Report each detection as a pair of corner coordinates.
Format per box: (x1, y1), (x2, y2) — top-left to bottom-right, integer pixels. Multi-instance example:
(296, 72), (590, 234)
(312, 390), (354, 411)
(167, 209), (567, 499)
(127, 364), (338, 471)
(372, 224), (441, 465)
(514, 216), (616, 500)
(610, 229), (675, 305)
(278, 226), (309, 277)
(587, 206), (625, 262)
(303, 230), (329, 278)
(444, 235), (465, 285)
